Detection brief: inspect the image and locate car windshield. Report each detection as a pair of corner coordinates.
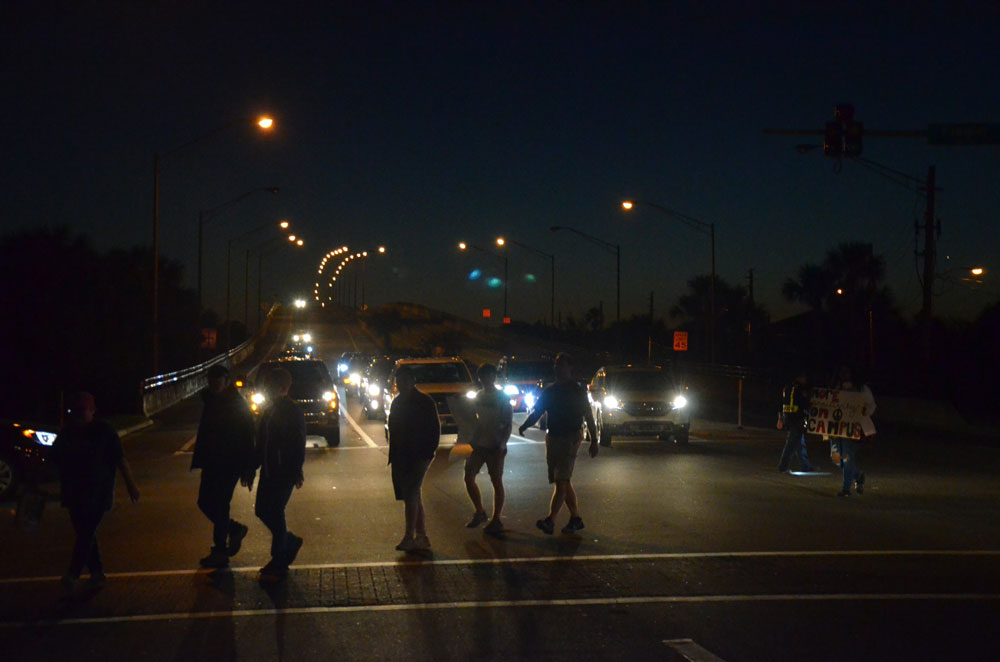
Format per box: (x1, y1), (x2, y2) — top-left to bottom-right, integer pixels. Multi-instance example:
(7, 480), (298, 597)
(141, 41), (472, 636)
(404, 363), (472, 384)
(265, 362), (332, 388)
(507, 361), (553, 382)
(607, 372), (676, 391)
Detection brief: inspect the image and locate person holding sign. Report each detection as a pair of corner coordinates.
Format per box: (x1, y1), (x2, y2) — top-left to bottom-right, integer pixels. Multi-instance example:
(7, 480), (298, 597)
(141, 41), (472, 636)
(827, 366), (868, 497)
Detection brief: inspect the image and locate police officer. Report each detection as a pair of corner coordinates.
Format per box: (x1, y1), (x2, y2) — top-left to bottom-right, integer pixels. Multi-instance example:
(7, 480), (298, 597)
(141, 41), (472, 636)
(777, 369), (815, 473)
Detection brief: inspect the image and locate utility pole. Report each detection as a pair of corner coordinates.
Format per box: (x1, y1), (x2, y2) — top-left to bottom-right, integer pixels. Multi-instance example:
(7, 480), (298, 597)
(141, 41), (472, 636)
(648, 291), (654, 364)
(746, 268), (754, 352)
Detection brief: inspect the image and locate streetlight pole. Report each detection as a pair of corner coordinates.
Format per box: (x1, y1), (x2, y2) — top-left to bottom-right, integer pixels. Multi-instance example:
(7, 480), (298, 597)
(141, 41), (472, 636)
(495, 237), (556, 326)
(151, 114), (274, 374)
(198, 187), (279, 312)
(549, 226), (620, 323)
(225, 220), (291, 349)
(622, 200), (716, 363)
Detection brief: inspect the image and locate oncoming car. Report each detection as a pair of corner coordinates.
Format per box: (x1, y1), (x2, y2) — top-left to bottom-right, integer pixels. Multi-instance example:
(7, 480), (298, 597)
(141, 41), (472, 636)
(244, 358), (340, 446)
(360, 355), (398, 420)
(497, 356), (553, 412)
(383, 357), (475, 435)
(587, 365), (692, 445)
(1, 421), (57, 500)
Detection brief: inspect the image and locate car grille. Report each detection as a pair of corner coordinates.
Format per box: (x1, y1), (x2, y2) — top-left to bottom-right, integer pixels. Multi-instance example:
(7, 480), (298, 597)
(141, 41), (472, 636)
(294, 398), (334, 415)
(623, 401), (668, 417)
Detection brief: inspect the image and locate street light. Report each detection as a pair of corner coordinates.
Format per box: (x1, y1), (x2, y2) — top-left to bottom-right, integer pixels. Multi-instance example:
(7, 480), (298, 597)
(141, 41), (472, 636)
(226, 220), (290, 348)
(550, 226), (620, 323)
(459, 241), (508, 319)
(197, 187), (279, 312)
(495, 236), (555, 326)
(151, 113), (275, 373)
(250, 234), (304, 330)
(622, 199), (716, 362)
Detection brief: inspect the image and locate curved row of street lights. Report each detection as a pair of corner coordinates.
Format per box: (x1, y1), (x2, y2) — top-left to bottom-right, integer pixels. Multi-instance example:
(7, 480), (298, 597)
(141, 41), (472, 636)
(315, 246), (386, 309)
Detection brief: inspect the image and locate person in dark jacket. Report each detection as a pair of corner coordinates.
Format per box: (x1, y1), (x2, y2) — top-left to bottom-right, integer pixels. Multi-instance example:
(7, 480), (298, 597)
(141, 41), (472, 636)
(253, 367), (306, 581)
(518, 353), (598, 536)
(51, 391), (140, 591)
(191, 363), (257, 569)
(387, 365), (440, 552)
(777, 369), (815, 473)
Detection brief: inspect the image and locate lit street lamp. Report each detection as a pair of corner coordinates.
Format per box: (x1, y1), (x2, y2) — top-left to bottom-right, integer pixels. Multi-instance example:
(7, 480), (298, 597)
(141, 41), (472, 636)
(459, 241), (508, 319)
(549, 226), (620, 323)
(495, 236), (555, 326)
(151, 114), (274, 373)
(225, 219), (290, 348)
(622, 199), (716, 363)
(250, 235), (304, 330)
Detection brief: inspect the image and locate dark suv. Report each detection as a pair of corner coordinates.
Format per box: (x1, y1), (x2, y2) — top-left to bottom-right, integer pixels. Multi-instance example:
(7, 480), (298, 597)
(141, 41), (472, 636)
(246, 358), (341, 446)
(1, 420), (58, 500)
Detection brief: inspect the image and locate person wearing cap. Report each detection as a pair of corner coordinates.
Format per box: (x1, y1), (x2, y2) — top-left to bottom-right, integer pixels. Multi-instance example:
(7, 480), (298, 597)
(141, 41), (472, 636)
(52, 391), (140, 591)
(191, 363), (257, 569)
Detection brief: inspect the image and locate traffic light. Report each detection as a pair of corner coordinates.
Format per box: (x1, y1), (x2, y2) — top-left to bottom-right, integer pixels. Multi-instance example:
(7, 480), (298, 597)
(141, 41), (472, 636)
(824, 121), (843, 156)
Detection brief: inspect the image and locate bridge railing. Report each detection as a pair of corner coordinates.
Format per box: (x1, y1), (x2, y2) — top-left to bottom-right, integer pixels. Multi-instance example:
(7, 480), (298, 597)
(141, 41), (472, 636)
(140, 306), (279, 416)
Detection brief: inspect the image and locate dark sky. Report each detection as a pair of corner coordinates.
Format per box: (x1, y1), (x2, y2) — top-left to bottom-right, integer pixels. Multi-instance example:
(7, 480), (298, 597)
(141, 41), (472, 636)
(3, 2), (999, 325)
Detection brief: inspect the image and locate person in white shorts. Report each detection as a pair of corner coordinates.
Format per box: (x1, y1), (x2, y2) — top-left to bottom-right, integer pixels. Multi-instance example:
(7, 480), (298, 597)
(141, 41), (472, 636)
(464, 363), (513, 535)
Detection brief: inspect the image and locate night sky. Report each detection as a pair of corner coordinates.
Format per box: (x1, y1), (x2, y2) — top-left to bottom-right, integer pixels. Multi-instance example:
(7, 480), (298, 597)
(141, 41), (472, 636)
(4, 2), (999, 326)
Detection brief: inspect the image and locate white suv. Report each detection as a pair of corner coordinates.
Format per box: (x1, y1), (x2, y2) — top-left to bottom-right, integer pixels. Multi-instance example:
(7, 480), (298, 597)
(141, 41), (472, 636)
(383, 357), (476, 434)
(588, 365), (692, 445)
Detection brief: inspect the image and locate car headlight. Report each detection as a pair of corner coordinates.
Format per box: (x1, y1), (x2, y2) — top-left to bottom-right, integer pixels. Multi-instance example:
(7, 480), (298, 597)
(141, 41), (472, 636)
(523, 392), (537, 409)
(302, 333), (312, 343)
(292, 334), (300, 342)
(251, 392), (266, 405)
(349, 372), (361, 385)
(465, 390), (478, 399)
(322, 391), (336, 402)
(368, 384), (381, 397)
(672, 395), (688, 409)
(306, 345), (314, 353)
(338, 362), (349, 373)
(503, 384), (520, 396)
(22, 429), (57, 446)
(603, 395), (621, 409)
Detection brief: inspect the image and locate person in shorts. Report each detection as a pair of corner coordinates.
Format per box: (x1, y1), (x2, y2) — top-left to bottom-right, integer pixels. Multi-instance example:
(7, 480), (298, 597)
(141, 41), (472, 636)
(464, 363), (513, 535)
(518, 353), (598, 535)
(387, 366), (440, 552)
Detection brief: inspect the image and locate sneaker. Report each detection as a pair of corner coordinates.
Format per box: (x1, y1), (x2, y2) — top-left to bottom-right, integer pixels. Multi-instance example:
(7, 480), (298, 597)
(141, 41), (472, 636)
(412, 534), (431, 550)
(465, 511), (488, 528)
(536, 517), (554, 535)
(855, 472), (866, 495)
(836, 490), (851, 497)
(561, 516), (585, 534)
(199, 548), (230, 569)
(395, 536), (416, 551)
(87, 571), (107, 588)
(483, 519), (504, 536)
(227, 521), (249, 556)
(283, 532), (303, 567)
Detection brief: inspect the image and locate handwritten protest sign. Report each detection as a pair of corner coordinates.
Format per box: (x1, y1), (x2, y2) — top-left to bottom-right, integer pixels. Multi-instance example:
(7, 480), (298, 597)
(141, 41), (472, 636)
(807, 388), (876, 439)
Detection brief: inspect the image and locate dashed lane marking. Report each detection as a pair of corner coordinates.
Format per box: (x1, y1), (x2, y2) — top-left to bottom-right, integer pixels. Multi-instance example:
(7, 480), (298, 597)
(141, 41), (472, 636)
(665, 638), (728, 662)
(3, 549), (998, 584)
(173, 436), (197, 455)
(1, 593), (997, 628)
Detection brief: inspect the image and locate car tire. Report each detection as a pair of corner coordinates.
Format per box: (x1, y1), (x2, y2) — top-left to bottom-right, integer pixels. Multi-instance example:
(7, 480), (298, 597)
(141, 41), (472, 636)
(325, 427), (340, 447)
(673, 427), (690, 445)
(365, 405), (379, 421)
(598, 414), (612, 447)
(0, 454), (20, 501)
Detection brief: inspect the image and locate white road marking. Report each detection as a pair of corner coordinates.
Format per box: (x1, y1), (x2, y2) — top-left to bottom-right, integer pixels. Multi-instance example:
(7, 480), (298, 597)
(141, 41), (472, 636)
(342, 406), (378, 448)
(1, 593), (997, 628)
(664, 638), (728, 662)
(173, 436), (197, 455)
(3, 549), (998, 584)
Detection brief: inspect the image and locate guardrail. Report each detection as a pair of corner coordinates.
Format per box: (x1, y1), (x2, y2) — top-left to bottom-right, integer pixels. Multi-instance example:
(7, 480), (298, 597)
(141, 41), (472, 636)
(140, 305), (279, 416)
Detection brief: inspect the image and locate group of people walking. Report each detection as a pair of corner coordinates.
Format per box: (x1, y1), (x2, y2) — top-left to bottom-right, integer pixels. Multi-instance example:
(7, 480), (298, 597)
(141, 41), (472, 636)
(386, 352), (599, 551)
(49, 351), (870, 589)
(777, 365), (869, 496)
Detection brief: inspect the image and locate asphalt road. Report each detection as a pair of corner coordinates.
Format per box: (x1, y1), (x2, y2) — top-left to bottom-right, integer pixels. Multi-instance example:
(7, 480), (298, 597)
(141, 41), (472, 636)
(2, 312), (999, 661)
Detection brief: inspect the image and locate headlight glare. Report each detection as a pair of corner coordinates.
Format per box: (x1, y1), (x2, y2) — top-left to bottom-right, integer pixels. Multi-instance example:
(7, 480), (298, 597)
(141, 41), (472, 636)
(368, 384), (381, 397)
(465, 390), (478, 399)
(672, 395), (688, 409)
(523, 392), (537, 409)
(603, 395), (620, 409)
(251, 392), (266, 405)
(322, 391), (335, 402)
(503, 384), (520, 396)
